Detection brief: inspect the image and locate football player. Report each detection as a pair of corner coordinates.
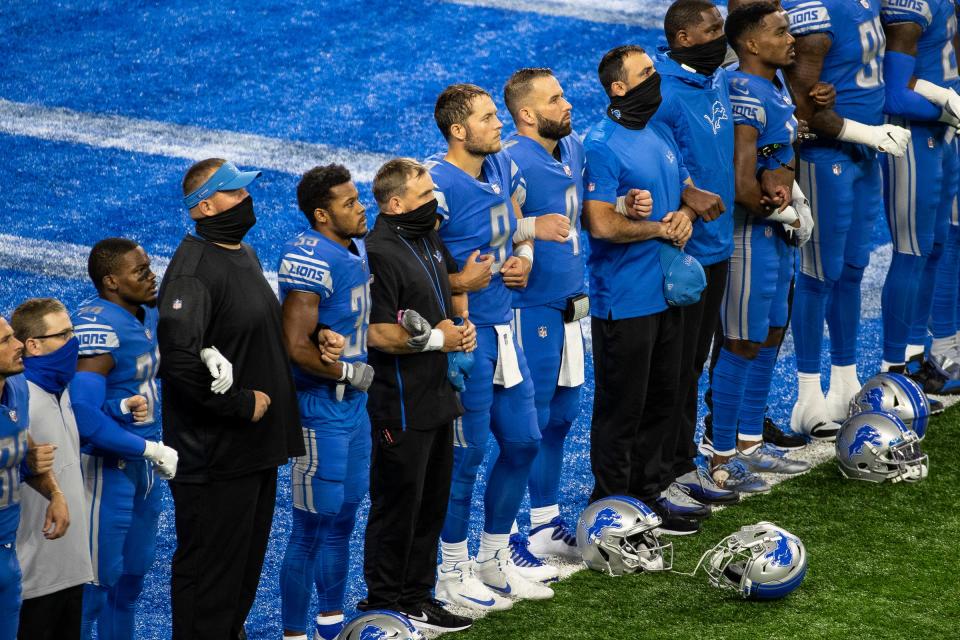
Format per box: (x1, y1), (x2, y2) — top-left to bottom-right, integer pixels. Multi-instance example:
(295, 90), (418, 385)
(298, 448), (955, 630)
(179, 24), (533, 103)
(276, 165), (371, 640)
(781, 0), (912, 433)
(709, 2), (814, 493)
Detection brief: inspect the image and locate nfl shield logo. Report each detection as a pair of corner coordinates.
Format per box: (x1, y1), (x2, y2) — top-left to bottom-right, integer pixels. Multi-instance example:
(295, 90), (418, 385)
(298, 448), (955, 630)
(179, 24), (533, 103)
(8, 410), (17, 423)
(928, 137), (936, 149)
(144, 328), (152, 340)
(765, 226), (773, 238)
(563, 165), (572, 177)
(588, 182), (596, 192)
(172, 298), (183, 310)
(832, 163), (842, 176)
(434, 250), (443, 263)
(538, 326), (548, 338)
(491, 183), (501, 194)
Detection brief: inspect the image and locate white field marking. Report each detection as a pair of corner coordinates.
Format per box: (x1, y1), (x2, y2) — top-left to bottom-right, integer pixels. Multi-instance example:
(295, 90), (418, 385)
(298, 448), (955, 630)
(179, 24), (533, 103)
(0, 98), (393, 183)
(445, 0), (724, 27)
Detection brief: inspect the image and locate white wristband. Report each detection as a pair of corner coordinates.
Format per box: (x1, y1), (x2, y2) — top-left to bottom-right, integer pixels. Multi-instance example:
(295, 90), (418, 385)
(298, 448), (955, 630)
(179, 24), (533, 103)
(766, 204), (800, 225)
(120, 398), (131, 415)
(423, 329), (445, 352)
(615, 195), (628, 216)
(512, 217), (536, 243)
(912, 79), (955, 108)
(836, 119), (878, 146)
(514, 244), (534, 266)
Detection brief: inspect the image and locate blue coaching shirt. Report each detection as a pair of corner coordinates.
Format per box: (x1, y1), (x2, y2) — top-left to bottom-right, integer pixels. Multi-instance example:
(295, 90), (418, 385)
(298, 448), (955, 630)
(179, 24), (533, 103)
(503, 132), (586, 309)
(654, 50), (735, 266)
(728, 71), (799, 172)
(72, 298), (161, 443)
(277, 229), (371, 391)
(427, 150), (524, 327)
(583, 118), (689, 320)
(784, 0), (888, 163)
(881, 0), (958, 87)
(0, 374), (29, 544)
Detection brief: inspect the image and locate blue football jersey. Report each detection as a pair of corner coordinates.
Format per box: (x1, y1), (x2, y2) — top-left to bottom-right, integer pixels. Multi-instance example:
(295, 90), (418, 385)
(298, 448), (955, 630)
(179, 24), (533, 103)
(503, 133), (586, 309)
(277, 229), (371, 391)
(784, 0), (888, 160)
(583, 118), (689, 320)
(881, 0), (959, 86)
(728, 71), (799, 172)
(427, 150), (524, 327)
(0, 374), (29, 544)
(73, 297), (161, 441)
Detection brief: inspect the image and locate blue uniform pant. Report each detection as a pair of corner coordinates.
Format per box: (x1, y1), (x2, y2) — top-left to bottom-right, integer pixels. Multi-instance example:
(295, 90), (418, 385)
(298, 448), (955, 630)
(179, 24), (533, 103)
(280, 388), (370, 633)
(929, 138), (960, 341)
(442, 325), (540, 544)
(81, 455), (161, 640)
(513, 305), (582, 510)
(793, 153), (882, 373)
(0, 542), (21, 640)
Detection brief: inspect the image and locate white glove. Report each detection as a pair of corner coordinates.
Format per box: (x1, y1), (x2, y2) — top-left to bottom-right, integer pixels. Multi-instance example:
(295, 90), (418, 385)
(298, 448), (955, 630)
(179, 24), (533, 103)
(200, 346), (233, 394)
(837, 119), (911, 157)
(912, 79), (960, 131)
(143, 440), (179, 480)
(791, 187), (814, 247)
(339, 361), (375, 392)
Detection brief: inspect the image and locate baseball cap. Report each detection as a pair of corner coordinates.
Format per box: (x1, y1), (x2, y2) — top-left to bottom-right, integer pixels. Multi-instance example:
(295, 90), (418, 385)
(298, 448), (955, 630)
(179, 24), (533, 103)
(659, 242), (706, 307)
(183, 161), (262, 209)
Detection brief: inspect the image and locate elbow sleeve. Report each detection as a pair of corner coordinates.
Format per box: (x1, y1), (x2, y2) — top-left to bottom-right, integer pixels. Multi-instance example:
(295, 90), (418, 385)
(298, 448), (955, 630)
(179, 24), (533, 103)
(71, 371), (147, 458)
(883, 51), (943, 121)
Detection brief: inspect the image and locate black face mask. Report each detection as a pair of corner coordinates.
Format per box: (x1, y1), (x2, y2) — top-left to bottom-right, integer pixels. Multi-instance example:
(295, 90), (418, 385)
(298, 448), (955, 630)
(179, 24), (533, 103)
(669, 35), (728, 77)
(389, 199), (439, 240)
(195, 195), (256, 245)
(608, 72), (662, 130)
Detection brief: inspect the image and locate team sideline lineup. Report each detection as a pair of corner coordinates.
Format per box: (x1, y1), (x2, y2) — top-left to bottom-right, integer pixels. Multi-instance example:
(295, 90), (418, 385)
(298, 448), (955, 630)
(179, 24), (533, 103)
(1, 0), (958, 638)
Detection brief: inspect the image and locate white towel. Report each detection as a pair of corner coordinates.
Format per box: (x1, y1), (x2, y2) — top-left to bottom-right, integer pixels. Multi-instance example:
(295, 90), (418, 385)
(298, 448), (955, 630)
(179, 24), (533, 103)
(493, 324), (523, 388)
(558, 320), (585, 387)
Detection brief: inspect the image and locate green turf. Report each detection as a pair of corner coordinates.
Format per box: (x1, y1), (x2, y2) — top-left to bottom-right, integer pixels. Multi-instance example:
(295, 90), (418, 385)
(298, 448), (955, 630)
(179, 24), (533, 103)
(466, 408), (960, 640)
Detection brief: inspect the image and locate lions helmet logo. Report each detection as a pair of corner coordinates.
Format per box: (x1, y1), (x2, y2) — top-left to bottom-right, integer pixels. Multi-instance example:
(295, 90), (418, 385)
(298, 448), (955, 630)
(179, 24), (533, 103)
(538, 325), (548, 338)
(864, 387), (884, 411)
(564, 165), (572, 177)
(832, 163), (842, 176)
(8, 410), (17, 423)
(848, 425), (883, 456)
(765, 534), (794, 567)
(491, 183), (501, 194)
(360, 624), (387, 640)
(586, 507), (622, 544)
(702, 100), (728, 135)
(611, 109), (622, 120)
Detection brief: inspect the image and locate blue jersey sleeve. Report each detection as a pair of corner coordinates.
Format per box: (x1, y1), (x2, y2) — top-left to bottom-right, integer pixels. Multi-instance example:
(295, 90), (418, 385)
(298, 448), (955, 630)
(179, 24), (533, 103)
(729, 82), (767, 131)
(70, 371), (148, 458)
(881, 0), (933, 27)
(73, 311), (120, 358)
(784, 0), (834, 38)
(277, 246), (334, 300)
(583, 142), (620, 204)
(509, 156), (527, 207)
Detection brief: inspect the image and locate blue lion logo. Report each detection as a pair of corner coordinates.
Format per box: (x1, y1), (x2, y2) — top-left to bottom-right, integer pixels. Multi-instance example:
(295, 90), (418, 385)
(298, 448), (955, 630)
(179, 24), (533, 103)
(360, 624), (387, 640)
(848, 425), (883, 457)
(586, 507), (622, 543)
(765, 534), (794, 567)
(864, 387), (884, 411)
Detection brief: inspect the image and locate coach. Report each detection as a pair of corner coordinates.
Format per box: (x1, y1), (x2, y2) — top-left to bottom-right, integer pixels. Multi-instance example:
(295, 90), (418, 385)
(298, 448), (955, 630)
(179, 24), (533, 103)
(158, 158), (304, 639)
(360, 158), (474, 633)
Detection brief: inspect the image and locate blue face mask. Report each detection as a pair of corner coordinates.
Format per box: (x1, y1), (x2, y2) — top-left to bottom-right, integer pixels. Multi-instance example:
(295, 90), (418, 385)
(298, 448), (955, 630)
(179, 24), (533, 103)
(24, 336), (80, 394)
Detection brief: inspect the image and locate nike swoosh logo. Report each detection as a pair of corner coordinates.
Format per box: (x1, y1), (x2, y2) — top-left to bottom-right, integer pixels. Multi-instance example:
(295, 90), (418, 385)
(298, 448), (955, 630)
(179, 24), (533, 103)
(300, 247), (315, 256)
(406, 612), (428, 622)
(459, 594), (496, 607)
(78, 315), (97, 322)
(485, 583), (512, 595)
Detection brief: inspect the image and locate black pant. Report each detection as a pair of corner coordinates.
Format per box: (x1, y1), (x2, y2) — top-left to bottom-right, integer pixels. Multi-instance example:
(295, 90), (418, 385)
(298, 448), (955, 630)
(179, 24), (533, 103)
(590, 308), (682, 505)
(170, 467), (278, 640)
(18, 584), (83, 640)
(363, 424), (453, 610)
(665, 259), (729, 480)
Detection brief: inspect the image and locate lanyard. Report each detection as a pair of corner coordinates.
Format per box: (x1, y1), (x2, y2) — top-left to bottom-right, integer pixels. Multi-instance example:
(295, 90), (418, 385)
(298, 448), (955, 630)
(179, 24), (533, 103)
(398, 235), (447, 317)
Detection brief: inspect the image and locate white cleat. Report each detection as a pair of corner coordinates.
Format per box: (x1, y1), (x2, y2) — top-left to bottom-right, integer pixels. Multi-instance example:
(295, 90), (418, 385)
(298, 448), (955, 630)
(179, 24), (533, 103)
(435, 560), (512, 612)
(508, 533), (561, 581)
(527, 517), (581, 562)
(825, 374), (861, 423)
(791, 392), (841, 441)
(474, 550), (554, 601)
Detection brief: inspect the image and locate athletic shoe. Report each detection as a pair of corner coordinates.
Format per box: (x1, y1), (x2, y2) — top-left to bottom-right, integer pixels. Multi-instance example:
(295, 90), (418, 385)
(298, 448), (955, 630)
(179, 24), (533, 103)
(929, 396), (945, 414)
(710, 459), (771, 494)
(435, 560), (512, 611)
(475, 549), (554, 600)
(658, 482), (711, 519)
(313, 616), (344, 640)
(908, 359), (960, 395)
(528, 516), (580, 561)
(650, 499), (700, 536)
(762, 416), (807, 450)
(699, 413), (717, 455)
(508, 533), (560, 582)
(790, 393), (841, 441)
(674, 467), (739, 505)
(400, 599), (472, 634)
(738, 443), (812, 474)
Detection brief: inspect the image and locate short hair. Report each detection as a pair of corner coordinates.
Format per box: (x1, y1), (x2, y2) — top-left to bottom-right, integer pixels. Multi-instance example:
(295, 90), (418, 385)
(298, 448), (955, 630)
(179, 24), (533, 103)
(373, 158), (428, 208)
(297, 164), (353, 226)
(182, 158), (225, 197)
(725, 1), (780, 53)
(503, 68), (555, 121)
(597, 45), (647, 97)
(434, 84), (491, 141)
(88, 237), (140, 293)
(664, 0), (718, 47)
(11, 298), (67, 342)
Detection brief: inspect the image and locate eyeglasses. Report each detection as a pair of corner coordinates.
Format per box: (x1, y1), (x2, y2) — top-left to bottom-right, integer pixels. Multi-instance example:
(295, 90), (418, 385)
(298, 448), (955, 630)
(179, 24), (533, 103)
(32, 328), (74, 341)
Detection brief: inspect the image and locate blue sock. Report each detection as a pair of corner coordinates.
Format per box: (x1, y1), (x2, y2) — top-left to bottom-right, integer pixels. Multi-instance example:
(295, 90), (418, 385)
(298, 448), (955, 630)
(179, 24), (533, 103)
(827, 264), (865, 367)
(932, 225), (960, 338)
(739, 346), (778, 440)
(280, 508), (331, 634)
(484, 440), (539, 533)
(792, 272), (831, 374)
(710, 348), (752, 455)
(315, 614), (345, 640)
(909, 242), (942, 345)
(882, 252), (927, 362)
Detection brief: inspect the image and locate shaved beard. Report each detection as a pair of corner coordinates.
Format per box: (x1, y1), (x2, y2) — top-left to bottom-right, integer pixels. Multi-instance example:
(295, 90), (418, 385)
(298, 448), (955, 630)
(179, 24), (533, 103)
(464, 125), (502, 157)
(536, 112), (572, 140)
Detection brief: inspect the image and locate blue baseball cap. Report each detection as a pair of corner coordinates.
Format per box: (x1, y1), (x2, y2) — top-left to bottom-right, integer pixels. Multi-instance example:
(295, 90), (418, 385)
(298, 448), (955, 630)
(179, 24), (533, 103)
(659, 242), (706, 307)
(183, 161), (262, 209)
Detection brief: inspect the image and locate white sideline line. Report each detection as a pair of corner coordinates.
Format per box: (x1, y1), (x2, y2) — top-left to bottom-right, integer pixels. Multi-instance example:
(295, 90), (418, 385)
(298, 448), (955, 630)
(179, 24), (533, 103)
(446, 0), (725, 27)
(0, 99), (393, 183)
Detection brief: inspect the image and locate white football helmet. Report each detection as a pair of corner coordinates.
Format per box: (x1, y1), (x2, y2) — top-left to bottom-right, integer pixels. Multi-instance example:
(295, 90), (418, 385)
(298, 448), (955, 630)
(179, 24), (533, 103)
(576, 495), (672, 576)
(836, 410), (928, 483)
(339, 611), (422, 640)
(849, 372), (930, 439)
(699, 522), (807, 599)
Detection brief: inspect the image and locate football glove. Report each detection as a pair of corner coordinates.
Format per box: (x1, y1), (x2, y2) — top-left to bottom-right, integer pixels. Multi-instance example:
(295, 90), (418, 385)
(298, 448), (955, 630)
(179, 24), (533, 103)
(200, 345), (233, 394)
(341, 361), (374, 392)
(143, 440), (179, 480)
(399, 309), (433, 350)
(838, 119), (911, 157)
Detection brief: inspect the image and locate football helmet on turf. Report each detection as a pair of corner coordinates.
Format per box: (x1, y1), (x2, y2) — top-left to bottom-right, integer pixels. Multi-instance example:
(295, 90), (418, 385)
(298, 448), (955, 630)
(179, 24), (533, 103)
(836, 410), (928, 483)
(849, 372), (930, 439)
(576, 495), (672, 576)
(340, 611), (423, 640)
(700, 522), (807, 599)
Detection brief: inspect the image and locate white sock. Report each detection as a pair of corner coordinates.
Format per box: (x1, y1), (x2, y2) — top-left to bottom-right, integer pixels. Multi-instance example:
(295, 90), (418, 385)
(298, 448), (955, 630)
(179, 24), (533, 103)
(510, 520), (520, 535)
(797, 372), (823, 400)
(829, 364), (860, 391)
(441, 540), (469, 570)
(284, 635), (307, 640)
(881, 360), (905, 372)
(477, 532), (509, 563)
(906, 343), (925, 361)
(931, 335), (957, 359)
(530, 505), (560, 528)
(316, 614), (344, 625)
